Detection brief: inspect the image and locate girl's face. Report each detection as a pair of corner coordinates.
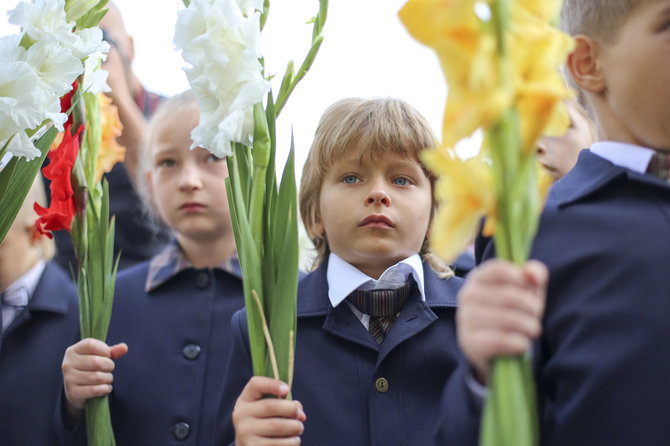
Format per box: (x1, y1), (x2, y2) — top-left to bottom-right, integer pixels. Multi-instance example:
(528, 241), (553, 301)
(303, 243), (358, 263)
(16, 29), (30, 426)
(147, 104), (231, 246)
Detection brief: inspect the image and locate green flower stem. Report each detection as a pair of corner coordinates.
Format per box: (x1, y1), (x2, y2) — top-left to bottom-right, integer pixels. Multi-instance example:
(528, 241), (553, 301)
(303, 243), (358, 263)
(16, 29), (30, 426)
(274, 0), (328, 117)
(249, 102), (271, 256)
(481, 1), (539, 446)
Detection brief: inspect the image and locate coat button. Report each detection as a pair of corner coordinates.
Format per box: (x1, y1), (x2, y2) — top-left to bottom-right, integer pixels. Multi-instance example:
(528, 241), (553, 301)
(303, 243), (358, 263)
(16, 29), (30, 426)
(173, 422), (190, 440)
(375, 377), (389, 393)
(195, 271), (210, 289)
(182, 344), (201, 360)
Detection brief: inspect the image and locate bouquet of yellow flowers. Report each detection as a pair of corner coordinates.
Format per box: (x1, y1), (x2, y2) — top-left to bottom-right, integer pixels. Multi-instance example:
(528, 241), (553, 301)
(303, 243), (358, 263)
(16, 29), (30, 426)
(400, 0), (573, 445)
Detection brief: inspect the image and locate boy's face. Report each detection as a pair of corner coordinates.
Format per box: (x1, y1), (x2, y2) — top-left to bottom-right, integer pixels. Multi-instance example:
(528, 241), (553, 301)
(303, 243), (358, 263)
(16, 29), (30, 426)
(597, 0), (670, 151)
(147, 105), (232, 246)
(311, 147), (433, 279)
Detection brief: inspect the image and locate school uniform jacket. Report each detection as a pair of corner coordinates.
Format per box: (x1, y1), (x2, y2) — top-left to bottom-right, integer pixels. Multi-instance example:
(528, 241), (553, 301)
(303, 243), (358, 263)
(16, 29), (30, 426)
(0, 262), (79, 446)
(435, 150), (670, 446)
(55, 255), (245, 446)
(217, 260), (464, 446)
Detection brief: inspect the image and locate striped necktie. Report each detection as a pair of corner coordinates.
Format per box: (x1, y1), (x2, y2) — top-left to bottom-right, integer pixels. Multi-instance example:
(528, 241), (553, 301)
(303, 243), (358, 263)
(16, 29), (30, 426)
(348, 283), (412, 344)
(646, 151), (670, 183)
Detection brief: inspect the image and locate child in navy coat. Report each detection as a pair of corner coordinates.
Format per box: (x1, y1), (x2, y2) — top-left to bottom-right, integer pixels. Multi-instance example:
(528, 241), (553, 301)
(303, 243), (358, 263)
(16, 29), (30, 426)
(436, 1), (670, 445)
(57, 91), (245, 445)
(216, 97), (541, 446)
(0, 176), (79, 446)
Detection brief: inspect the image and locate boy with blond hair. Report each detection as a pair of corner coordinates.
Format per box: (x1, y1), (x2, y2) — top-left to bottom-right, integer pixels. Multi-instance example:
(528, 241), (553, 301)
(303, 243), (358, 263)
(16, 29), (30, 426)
(0, 176), (79, 446)
(216, 97), (545, 446)
(436, 1), (670, 445)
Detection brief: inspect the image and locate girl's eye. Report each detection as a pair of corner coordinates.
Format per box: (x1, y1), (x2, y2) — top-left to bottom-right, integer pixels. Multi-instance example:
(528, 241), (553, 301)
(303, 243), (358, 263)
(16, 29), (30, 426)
(343, 174), (359, 184)
(393, 177), (410, 186)
(206, 154), (224, 163)
(158, 159), (176, 168)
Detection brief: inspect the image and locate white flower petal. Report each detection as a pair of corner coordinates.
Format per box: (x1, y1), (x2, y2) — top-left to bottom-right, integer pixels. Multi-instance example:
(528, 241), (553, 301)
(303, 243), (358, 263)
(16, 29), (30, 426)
(175, 0), (269, 156)
(6, 130), (41, 160)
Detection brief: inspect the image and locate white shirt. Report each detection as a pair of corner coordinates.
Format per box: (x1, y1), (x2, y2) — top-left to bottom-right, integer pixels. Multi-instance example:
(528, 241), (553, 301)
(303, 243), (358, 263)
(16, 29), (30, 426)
(590, 141), (656, 172)
(2, 260), (45, 332)
(326, 253), (425, 330)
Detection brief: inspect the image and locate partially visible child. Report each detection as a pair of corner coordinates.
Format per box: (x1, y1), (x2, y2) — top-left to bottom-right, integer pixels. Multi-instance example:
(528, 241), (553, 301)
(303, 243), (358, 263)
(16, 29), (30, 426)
(536, 98), (597, 181)
(56, 90), (245, 445)
(436, 0), (670, 445)
(216, 97), (534, 446)
(0, 176), (79, 446)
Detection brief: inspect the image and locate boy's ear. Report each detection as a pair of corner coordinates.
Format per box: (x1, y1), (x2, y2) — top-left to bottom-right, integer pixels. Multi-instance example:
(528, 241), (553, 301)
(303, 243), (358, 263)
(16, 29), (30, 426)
(567, 35), (606, 94)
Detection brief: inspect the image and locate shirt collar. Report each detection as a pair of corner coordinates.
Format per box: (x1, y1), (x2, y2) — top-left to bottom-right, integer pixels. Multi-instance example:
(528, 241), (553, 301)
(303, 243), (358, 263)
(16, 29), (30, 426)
(2, 260), (45, 302)
(145, 242), (242, 292)
(590, 141), (655, 174)
(326, 252), (425, 308)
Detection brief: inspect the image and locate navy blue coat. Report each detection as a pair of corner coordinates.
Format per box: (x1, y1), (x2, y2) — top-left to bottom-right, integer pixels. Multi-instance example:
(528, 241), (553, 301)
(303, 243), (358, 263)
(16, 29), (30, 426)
(55, 259), (245, 446)
(436, 150), (670, 446)
(218, 260), (464, 446)
(0, 262), (79, 446)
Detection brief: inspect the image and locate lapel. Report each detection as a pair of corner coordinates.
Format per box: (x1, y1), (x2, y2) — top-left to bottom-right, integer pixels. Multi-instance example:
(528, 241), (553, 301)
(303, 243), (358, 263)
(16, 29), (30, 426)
(552, 150), (670, 209)
(3, 263), (72, 337)
(298, 260), (462, 364)
(298, 261), (380, 351)
(376, 266), (460, 367)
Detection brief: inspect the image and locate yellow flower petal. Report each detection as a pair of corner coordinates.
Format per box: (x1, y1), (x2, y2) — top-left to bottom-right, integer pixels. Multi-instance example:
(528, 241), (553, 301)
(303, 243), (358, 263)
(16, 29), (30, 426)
(422, 148), (496, 262)
(95, 94), (125, 183)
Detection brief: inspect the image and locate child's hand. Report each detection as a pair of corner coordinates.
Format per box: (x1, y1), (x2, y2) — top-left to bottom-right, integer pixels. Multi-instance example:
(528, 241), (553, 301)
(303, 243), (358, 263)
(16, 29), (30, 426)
(233, 376), (306, 446)
(457, 259), (548, 383)
(61, 338), (128, 422)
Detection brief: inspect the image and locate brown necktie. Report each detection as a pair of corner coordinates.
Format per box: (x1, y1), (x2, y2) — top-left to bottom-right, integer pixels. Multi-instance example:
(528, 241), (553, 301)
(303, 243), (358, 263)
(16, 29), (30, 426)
(646, 151), (670, 183)
(348, 283), (412, 344)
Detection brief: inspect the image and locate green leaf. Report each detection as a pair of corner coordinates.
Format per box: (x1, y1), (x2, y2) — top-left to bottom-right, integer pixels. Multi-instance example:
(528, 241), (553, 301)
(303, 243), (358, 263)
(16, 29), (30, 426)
(226, 162), (267, 377)
(75, 0), (109, 30)
(268, 143), (299, 384)
(0, 127), (57, 245)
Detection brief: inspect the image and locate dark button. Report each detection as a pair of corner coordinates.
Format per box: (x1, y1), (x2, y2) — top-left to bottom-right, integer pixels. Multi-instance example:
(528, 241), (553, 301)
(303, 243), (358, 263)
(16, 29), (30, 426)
(195, 271), (210, 289)
(375, 377), (389, 393)
(183, 344), (201, 360)
(174, 422), (190, 440)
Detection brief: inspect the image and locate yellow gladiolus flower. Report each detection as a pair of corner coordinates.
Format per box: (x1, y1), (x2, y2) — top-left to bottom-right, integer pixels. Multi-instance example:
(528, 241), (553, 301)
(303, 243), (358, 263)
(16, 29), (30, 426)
(422, 147), (496, 262)
(95, 93), (125, 183)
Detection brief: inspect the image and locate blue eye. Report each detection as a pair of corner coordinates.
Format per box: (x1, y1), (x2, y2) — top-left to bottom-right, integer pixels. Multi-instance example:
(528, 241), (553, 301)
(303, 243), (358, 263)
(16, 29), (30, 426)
(393, 177), (409, 186)
(343, 174), (359, 184)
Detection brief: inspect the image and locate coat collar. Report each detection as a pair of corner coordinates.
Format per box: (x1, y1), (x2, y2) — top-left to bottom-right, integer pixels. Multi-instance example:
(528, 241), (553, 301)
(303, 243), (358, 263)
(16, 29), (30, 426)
(550, 150), (670, 209)
(296, 259), (461, 317)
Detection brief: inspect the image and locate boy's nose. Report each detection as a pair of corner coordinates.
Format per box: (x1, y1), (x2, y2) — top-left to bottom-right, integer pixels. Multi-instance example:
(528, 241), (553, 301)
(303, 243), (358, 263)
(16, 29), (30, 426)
(179, 164), (203, 191)
(365, 184), (391, 206)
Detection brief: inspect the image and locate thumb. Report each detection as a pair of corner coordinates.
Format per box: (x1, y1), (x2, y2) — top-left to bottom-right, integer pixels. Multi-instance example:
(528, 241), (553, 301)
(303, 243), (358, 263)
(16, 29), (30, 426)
(109, 342), (128, 360)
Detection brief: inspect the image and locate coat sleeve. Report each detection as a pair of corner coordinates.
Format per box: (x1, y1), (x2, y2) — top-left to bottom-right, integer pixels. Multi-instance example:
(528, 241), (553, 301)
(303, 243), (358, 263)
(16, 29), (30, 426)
(432, 358), (482, 446)
(216, 309), (254, 446)
(52, 387), (87, 446)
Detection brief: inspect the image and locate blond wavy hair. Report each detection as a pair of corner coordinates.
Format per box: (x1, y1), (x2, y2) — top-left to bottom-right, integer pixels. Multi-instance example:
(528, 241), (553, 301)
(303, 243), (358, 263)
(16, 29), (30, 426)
(299, 97), (453, 278)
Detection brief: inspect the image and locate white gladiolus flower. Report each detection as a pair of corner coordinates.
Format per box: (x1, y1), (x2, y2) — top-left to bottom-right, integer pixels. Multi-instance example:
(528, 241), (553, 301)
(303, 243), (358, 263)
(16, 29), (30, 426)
(9, 0), (78, 48)
(5, 131), (41, 160)
(175, 0), (270, 158)
(0, 0), (110, 160)
(26, 40), (83, 94)
(236, 0), (264, 16)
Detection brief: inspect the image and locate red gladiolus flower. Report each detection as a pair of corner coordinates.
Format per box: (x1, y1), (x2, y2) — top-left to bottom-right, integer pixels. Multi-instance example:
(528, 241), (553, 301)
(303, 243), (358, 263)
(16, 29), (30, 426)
(60, 80), (78, 127)
(35, 123), (84, 238)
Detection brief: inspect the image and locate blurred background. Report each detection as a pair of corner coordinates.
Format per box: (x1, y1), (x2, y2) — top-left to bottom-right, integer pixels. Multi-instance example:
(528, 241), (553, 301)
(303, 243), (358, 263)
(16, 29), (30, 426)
(0, 0), (481, 177)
